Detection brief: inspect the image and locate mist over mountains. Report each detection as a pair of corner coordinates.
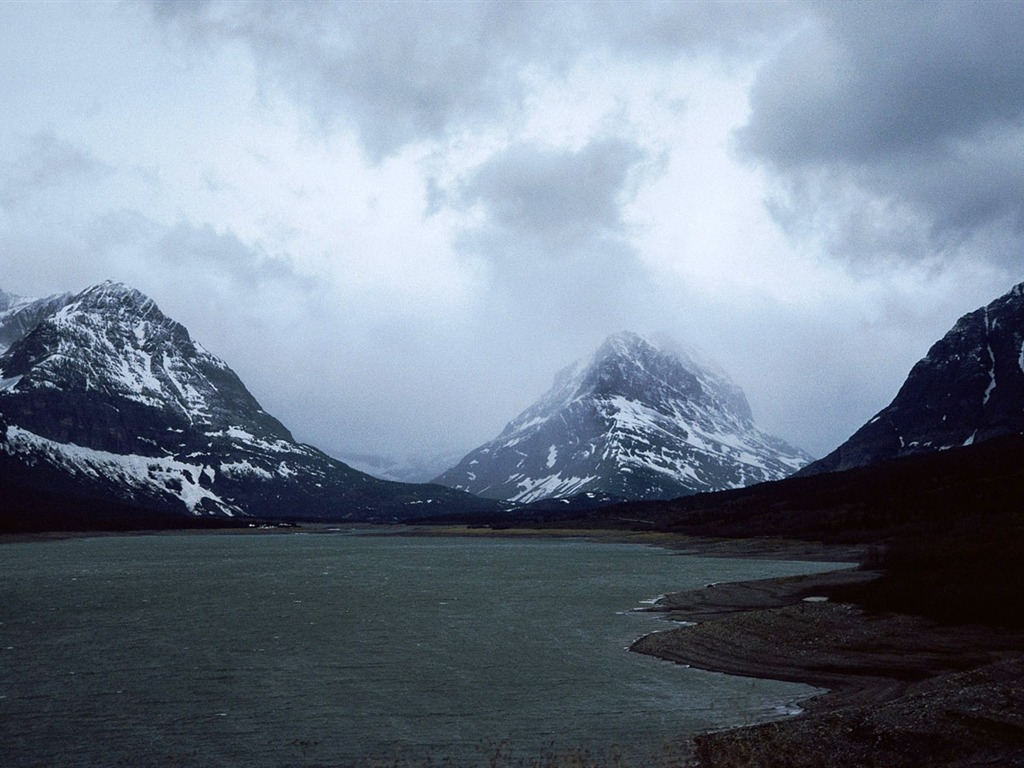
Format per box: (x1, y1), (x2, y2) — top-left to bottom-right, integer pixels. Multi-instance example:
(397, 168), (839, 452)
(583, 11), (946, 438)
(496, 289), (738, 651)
(434, 332), (811, 502)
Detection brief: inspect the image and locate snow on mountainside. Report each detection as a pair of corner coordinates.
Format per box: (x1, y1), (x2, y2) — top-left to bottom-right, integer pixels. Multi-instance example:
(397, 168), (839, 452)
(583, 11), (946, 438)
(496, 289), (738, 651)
(801, 281), (1024, 476)
(433, 331), (811, 503)
(0, 281), (490, 524)
(0, 289), (74, 354)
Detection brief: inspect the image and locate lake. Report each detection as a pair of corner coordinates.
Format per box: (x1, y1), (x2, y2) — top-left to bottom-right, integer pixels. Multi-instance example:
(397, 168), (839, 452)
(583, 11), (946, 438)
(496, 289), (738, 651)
(0, 532), (846, 766)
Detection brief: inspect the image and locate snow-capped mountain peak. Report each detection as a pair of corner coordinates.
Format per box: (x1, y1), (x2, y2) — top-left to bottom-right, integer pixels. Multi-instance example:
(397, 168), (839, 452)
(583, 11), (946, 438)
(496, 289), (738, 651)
(0, 281), (492, 524)
(1, 279), (290, 447)
(434, 331), (811, 503)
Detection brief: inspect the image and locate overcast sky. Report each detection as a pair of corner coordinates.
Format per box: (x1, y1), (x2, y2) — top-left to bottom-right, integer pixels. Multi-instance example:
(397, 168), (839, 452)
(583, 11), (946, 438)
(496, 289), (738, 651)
(2, 1), (1022, 465)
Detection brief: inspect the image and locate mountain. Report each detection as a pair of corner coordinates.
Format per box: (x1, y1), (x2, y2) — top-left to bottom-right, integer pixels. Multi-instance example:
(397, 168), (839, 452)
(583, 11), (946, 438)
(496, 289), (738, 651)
(338, 448), (469, 484)
(802, 281), (1024, 476)
(0, 288), (74, 353)
(0, 281), (492, 529)
(433, 331), (811, 503)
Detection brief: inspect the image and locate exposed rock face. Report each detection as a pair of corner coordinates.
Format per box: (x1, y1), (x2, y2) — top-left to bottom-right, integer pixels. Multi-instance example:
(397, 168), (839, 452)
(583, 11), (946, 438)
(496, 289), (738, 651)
(802, 282), (1024, 476)
(0, 281), (489, 524)
(434, 331), (811, 502)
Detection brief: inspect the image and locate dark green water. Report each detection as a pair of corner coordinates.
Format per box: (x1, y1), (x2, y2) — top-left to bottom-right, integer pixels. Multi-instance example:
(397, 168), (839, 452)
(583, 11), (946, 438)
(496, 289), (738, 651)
(0, 532), (846, 766)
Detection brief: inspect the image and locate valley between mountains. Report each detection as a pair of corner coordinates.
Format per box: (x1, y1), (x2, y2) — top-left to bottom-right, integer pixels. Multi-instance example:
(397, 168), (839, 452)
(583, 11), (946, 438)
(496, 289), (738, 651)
(3, 278), (1024, 767)
(0, 280), (812, 527)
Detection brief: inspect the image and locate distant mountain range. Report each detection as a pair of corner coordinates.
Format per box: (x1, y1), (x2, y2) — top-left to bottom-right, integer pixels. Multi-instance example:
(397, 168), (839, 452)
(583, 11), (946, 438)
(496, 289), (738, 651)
(433, 332), (811, 502)
(0, 281), (493, 529)
(801, 281), (1024, 476)
(6, 278), (1024, 531)
(337, 448), (467, 484)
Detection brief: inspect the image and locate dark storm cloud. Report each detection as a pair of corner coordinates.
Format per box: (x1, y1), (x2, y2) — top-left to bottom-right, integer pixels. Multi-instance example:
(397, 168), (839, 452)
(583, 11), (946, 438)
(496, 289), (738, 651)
(742, 2), (1024, 165)
(147, 1), (794, 161)
(0, 132), (111, 209)
(458, 138), (651, 256)
(738, 1), (1024, 260)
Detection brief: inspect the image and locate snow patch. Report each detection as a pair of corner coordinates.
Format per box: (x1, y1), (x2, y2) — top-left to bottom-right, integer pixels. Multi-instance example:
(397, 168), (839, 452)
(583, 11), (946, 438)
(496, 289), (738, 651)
(1, 426), (235, 515)
(511, 472), (599, 503)
(983, 344), (996, 405)
(546, 445), (558, 468)
(220, 460), (274, 480)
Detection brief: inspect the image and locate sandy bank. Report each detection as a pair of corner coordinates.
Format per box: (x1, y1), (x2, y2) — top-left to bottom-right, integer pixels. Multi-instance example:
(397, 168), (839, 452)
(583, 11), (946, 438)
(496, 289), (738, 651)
(632, 568), (1024, 767)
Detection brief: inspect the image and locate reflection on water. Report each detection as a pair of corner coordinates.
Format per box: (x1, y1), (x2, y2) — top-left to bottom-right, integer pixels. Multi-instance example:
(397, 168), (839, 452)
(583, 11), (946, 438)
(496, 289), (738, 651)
(0, 533), (843, 766)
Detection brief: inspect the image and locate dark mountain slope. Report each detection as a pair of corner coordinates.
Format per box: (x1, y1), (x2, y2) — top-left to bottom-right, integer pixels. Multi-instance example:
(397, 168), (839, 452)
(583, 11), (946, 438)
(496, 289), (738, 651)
(802, 281), (1024, 476)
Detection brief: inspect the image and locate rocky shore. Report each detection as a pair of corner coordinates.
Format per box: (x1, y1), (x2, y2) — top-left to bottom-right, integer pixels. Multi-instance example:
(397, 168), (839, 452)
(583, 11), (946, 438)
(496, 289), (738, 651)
(631, 568), (1024, 767)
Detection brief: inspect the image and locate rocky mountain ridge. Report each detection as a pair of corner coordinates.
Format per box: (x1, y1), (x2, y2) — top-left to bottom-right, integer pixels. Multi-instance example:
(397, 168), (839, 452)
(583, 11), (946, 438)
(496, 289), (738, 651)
(0, 281), (491, 526)
(802, 281), (1024, 475)
(434, 331), (811, 502)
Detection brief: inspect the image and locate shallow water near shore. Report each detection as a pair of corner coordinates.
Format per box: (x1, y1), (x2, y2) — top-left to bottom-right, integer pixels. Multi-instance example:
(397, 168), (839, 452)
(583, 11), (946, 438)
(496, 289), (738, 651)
(0, 532), (845, 766)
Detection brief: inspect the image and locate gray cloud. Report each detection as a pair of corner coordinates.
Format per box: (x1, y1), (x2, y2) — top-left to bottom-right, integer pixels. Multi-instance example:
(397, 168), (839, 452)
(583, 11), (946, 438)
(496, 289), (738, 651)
(148, 1), (793, 160)
(741, 3), (1024, 166)
(596, 0), (800, 61)
(152, 221), (315, 292)
(150, 1), (548, 160)
(447, 138), (664, 373)
(458, 138), (650, 256)
(0, 132), (112, 209)
(738, 1), (1024, 263)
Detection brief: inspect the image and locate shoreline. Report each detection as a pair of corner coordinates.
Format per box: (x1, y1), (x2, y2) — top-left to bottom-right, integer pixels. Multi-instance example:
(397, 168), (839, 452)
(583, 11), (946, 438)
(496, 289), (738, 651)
(394, 524), (871, 563)
(631, 567), (1024, 767)
(394, 527), (1024, 765)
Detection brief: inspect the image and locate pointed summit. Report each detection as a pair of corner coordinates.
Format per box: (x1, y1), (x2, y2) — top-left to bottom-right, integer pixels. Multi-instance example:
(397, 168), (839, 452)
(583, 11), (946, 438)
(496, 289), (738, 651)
(801, 281), (1024, 475)
(1, 281), (290, 447)
(434, 332), (810, 503)
(0, 281), (492, 526)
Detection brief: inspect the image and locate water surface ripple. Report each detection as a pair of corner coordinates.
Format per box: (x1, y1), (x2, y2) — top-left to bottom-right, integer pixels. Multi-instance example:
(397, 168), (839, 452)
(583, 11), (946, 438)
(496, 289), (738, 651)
(0, 532), (844, 766)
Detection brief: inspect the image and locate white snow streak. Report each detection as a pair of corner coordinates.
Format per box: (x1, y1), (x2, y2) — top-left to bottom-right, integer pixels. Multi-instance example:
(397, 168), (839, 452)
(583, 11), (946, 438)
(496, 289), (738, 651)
(1, 426), (235, 515)
(511, 472), (599, 503)
(220, 460), (274, 480)
(983, 344), (997, 405)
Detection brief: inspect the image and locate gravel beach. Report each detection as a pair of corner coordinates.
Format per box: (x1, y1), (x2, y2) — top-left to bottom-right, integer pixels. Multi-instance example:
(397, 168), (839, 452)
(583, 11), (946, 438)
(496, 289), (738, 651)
(631, 568), (1024, 767)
